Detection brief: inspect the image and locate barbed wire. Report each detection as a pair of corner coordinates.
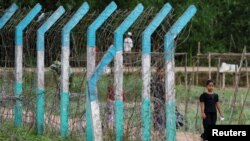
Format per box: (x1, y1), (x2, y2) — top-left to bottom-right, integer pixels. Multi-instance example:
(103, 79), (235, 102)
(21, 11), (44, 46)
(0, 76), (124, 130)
(0, 7), (188, 67)
(0, 7), (201, 141)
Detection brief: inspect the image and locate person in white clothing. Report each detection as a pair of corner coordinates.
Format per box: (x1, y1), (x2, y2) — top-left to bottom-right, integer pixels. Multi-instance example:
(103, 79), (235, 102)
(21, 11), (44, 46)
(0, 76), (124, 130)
(124, 32), (133, 52)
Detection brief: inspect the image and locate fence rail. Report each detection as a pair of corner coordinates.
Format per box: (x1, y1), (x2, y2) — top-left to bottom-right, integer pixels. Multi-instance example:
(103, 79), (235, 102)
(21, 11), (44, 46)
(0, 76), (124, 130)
(0, 2), (197, 140)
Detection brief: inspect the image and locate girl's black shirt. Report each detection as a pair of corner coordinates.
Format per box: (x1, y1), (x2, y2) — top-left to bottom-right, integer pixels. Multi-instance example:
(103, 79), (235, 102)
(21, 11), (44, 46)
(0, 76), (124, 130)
(199, 92), (219, 113)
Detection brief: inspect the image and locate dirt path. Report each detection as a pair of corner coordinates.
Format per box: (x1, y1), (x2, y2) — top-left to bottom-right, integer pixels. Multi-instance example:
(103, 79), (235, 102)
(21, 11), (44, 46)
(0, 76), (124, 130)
(177, 132), (201, 141)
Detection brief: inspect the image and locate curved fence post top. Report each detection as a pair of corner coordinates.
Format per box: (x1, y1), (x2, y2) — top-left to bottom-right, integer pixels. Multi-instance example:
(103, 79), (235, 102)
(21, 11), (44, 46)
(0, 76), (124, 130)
(164, 5), (196, 60)
(142, 3), (172, 54)
(15, 3), (42, 46)
(143, 3), (172, 35)
(38, 6), (65, 34)
(37, 6), (65, 51)
(164, 5), (197, 41)
(87, 1), (117, 47)
(114, 3), (144, 51)
(62, 2), (89, 47)
(0, 3), (18, 29)
(16, 3), (42, 30)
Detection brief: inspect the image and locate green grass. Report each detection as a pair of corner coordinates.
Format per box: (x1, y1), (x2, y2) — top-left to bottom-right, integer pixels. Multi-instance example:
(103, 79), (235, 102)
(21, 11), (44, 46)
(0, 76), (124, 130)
(1, 72), (250, 139)
(176, 85), (250, 133)
(0, 123), (68, 141)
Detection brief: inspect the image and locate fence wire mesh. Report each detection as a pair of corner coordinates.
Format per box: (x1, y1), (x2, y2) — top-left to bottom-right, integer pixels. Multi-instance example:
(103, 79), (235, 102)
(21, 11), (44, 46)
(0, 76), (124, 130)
(1, 6), (249, 141)
(1, 7), (195, 141)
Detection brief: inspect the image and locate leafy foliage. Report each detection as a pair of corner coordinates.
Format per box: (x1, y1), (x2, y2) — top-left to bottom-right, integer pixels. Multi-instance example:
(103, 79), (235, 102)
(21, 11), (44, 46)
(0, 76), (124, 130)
(1, 0), (249, 54)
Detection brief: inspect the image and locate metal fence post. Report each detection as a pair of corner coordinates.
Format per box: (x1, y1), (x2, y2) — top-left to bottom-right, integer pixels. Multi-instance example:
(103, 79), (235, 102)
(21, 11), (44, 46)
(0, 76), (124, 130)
(141, 3), (172, 141)
(86, 2), (117, 140)
(164, 5), (196, 141)
(114, 4), (144, 141)
(36, 6), (65, 135)
(61, 2), (89, 137)
(15, 3), (42, 127)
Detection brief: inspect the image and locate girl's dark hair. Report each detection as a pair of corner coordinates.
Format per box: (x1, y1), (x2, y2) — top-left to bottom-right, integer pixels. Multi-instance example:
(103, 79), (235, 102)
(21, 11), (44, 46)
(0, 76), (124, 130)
(206, 79), (214, 86)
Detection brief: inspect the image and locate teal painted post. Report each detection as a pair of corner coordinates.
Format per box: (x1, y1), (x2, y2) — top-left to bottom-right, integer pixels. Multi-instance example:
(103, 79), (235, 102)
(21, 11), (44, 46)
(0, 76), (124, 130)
(36, 6), (65, 135)
(60, 2), (89, 137)
(15, 3), (42, 127)
(113, 4), (144, 141)
(165, 41), (176, 141)
(86, 2), (117, 140)
(141, 3), (172, 141)
(0, 3), (18, 29)
(164, 5), (196, 141)
(88, 45), (116, 141)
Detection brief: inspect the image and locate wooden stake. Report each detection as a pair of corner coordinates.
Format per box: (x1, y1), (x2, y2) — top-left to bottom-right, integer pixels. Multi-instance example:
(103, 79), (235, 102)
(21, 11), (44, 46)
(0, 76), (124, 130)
(222, 73), (225, 89)
(216, 58), (221, 87)
(196, 42), (200, 85)
(229, 46), (246, 124)
(208, 53), (211, 79)
(185, 53), (188, 89)
(246, 59), (249, 87)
